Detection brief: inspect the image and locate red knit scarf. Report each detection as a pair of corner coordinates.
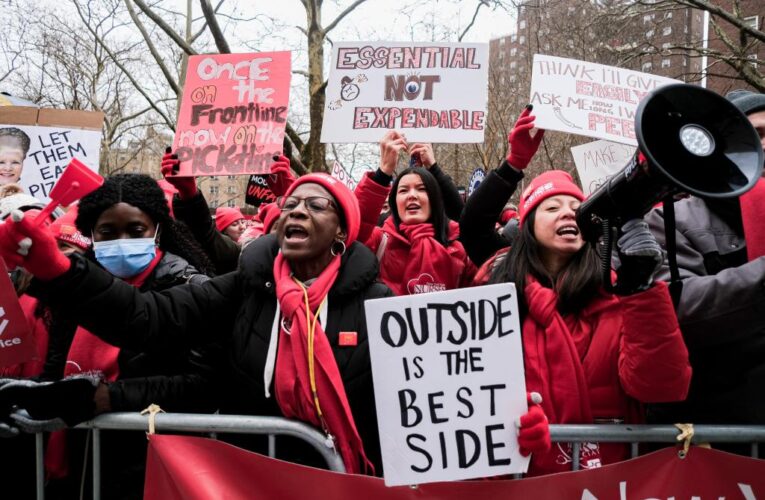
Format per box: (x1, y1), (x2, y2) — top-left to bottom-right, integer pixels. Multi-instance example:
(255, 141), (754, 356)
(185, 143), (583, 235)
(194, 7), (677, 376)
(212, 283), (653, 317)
(522, 277), (617, 474)
(47, 250), (164, 480)
(382, 218), (461, 295)
(272, 252), (372, 474)
(740, 178), (765, 261)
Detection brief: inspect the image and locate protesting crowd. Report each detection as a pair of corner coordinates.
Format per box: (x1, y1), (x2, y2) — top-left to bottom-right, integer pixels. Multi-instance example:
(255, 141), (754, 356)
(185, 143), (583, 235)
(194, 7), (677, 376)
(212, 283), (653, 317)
(0, 77), (763, 498)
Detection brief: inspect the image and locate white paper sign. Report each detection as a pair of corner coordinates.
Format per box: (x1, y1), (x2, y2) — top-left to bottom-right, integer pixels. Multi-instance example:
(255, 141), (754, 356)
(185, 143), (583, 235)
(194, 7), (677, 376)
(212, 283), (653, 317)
(0, 124), (101, 202)
(364, 283), (529, 486)
(571, 140), (636, 196)
(330, 160), (356, 191)
(321, 42), (489, 144)
(530, 55), (680, 146)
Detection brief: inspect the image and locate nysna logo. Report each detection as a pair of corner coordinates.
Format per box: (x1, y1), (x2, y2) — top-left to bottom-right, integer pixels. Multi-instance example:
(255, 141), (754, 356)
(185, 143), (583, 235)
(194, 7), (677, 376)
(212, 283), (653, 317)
(406, 273), (446, 294)
(0, 307), (22, 348)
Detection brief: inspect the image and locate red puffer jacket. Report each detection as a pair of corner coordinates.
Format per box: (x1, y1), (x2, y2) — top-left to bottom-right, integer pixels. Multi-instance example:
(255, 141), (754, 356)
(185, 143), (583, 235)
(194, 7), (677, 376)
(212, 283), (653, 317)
(355, 172), (476, 295)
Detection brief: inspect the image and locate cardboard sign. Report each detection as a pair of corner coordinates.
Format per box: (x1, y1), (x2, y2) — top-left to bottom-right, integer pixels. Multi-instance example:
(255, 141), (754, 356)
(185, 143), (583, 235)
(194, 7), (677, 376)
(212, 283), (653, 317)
(173, 52), (292, 177)
(468, 168), (485, 196)
(571, 140), (636, 196)
(0, 260), (35, 368)
(321, 42), (489, 144)
(331, 161), (356, 191)
(529, 55), (679, 146)
(364, 284), (528, 486)
(244, 174), (276, 207)
(0, 107), (103, 203)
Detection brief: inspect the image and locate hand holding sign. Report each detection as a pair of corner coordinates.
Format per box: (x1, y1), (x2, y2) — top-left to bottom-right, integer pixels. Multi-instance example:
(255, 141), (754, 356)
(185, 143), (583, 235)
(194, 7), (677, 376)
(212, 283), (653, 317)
(267, 155), (295, 197)
(517, 392), (550, 457)
(379, 130), (408, 176)
(0, 211), (71, 280)
(160, 148), (198, 200)
(33, 158), (103, 226)
(507, 106), (545, 170)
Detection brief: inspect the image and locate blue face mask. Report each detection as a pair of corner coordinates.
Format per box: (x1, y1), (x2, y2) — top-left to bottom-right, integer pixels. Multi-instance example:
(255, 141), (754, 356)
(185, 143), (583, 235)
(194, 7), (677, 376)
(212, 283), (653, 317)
(92, 226), (159, 279)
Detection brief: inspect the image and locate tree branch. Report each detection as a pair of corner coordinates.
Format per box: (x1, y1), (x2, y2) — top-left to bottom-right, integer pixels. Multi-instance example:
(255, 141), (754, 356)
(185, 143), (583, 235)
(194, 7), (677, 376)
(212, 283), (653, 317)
(324, 0), (369, 34)
(124, 0), (180, 95)
(459, 0), (490, 42)
(132, 0), (198, 54)
(199, 0), (231, 53)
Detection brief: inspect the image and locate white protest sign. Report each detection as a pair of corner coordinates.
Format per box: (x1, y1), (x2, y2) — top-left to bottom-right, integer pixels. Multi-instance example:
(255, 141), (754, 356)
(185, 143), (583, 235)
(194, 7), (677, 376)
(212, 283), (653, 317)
(571, 140), (636, 196)
(530, 55), (680, 146)
(364, 283), (528, 486)
(331, 160), (356, 190)
(321, 42), (489, 144)
(0, 107), (103, 203)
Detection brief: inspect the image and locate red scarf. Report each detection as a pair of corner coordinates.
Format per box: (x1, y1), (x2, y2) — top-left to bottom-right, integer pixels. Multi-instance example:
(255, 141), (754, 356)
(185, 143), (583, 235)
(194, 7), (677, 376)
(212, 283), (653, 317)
(740, 178), (765, 260)
(522, 277), (617, 475)
(382, 218), (465, 295)
(46, 250), (164, 480)
(272, 253), (371, 474)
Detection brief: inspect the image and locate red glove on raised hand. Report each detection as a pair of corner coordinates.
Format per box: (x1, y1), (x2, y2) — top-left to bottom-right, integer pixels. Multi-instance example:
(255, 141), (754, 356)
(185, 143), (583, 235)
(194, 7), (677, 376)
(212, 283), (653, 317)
(0, 211), (71, 281)
(160, 148), (198, 200)
(517, 391), (551, 457)
(506, 105), (545, 170)
(267, 155), (296, 197)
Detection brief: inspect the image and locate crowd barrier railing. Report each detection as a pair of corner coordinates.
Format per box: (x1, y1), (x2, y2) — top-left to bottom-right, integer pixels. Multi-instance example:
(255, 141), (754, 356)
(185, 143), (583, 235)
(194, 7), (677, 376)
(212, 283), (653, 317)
(26, 413), (765, 500)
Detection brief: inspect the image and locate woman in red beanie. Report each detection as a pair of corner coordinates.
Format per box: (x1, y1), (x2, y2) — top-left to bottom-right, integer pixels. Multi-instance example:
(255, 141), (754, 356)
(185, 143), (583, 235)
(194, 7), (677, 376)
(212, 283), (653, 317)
(215, 206), (247, 242)
(0, 173), (392, 476)
(355, 131), (476, 295)
(461, 106), (691, 476)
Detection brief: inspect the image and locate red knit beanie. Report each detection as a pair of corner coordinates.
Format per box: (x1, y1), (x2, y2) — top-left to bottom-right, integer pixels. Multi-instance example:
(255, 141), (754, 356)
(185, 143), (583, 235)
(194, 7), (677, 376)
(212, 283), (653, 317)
(257, 202), (281, 234)
(518, 170), (584, 227)
(284, 173), (360, 245)
(499, 208), (518, 225)
(215, 206), (245, 232)
(50, 206), (91, 250)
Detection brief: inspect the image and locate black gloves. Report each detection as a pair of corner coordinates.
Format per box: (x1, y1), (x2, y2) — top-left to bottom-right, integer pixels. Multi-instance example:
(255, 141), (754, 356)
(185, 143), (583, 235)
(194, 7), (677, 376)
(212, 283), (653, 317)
(614, 219), (664, 295)
(0, 375), (100, 432)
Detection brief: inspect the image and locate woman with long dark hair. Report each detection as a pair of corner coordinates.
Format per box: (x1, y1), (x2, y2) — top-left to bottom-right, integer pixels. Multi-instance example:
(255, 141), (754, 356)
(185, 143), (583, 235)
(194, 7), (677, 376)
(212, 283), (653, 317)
(354, 131), (475, 295)
(461, 107), (692, 476)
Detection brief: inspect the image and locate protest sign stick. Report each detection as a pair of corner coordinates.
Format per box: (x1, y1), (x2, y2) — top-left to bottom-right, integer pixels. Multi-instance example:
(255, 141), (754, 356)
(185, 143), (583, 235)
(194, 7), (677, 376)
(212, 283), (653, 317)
(33, 158), (104, 226)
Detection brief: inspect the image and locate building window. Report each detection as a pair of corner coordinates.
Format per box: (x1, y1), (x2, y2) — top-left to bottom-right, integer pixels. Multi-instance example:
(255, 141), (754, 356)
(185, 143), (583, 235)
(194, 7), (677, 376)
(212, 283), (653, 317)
(744, 16), (759, 30)
(662, 26), (672, 36)
(499, 50), (505, 59)
(511, 34), (517, 42)
(227, 175), (236, 181)
(642, 61), (652, 71)
(665, 12), (673, 20)
(645, 29), (654, 38)
(661, 58), (671, 68)
(544, 43), (551, 51)
(519, 20), (526, 29)
(567, 39), (574, 48)
(227, 186), (236, 195)
(662, 42), (671, 49)
(643, 14), (653, 24)
(227, 200), (236, 208)
(510, 61), (517, 69)
(210, 186), (219, 196)
(519, 36), (526, 44)
(499, 37), (506, 46)
(510, 47), (517, 56)
(749, 54), (758, 68)
(500, 74), (505, 85)
(509, 74), (517, 82)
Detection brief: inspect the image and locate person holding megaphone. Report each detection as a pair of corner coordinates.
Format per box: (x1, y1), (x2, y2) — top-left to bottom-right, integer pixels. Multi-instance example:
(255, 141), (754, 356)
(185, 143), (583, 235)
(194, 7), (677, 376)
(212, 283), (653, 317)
(461, 105), (691, 476)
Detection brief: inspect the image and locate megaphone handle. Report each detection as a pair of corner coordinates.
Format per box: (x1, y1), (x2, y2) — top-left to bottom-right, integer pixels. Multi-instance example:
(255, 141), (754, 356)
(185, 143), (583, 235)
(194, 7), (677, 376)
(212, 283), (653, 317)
(32, 181), (81, 227)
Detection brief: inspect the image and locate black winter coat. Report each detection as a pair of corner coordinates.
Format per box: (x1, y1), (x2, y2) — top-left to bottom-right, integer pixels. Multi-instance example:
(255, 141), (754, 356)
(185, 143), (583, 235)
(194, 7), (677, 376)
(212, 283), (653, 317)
(31, 235), (393, 472)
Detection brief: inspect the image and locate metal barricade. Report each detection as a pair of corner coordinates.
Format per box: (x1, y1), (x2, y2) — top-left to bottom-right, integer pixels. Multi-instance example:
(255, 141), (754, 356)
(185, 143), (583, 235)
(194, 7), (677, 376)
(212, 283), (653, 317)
(32, 412), (345, 500)
(29, 417), (765, 500)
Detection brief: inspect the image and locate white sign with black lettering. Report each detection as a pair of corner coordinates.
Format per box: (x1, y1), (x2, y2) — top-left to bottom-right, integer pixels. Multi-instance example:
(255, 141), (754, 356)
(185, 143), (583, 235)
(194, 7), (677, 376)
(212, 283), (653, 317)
(364, 283), (528, 486)
(571, 139), (636, 196)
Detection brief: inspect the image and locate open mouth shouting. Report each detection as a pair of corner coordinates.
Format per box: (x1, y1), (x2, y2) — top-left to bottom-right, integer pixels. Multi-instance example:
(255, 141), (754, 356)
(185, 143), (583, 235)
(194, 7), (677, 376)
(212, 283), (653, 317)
(556, 224), (580, 240)
(284, 223), (310, 243)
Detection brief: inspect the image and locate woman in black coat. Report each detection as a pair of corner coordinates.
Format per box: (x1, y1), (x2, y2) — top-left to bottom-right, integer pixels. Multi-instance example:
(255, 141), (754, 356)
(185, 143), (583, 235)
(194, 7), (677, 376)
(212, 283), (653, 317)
(0, 173), (392, 475)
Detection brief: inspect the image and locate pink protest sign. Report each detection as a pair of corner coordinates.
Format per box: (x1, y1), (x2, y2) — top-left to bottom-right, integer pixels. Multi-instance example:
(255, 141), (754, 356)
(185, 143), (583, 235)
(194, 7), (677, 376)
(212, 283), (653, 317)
(0, 260), (35, 368)
(173, 52), (292, 177)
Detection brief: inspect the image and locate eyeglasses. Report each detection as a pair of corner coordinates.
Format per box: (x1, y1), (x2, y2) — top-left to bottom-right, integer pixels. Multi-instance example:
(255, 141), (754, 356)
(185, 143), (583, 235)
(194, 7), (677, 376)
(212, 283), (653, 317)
(277, 196), (337, 213)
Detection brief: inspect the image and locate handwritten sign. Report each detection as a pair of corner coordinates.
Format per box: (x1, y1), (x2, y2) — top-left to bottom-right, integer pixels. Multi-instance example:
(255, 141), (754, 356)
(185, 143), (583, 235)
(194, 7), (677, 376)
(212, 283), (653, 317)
(364, 284), (529, 486)
(571, 140), (636, 196)
(530, 55), (679, 146)
(173, 52), (291, 177)
(330, 161), (356, 191)
(0, 260), (35, 368)
(0, 107), (103, 203)
(244, 174), (276, 207)
(322, 42), (489, 144)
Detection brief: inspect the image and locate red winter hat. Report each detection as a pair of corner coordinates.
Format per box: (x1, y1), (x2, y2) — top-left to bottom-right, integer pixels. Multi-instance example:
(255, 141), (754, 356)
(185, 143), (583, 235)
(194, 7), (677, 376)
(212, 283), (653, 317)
(499, 208), (518, 225)
(284, 173), (360, 245)
(215, 206), (245, 232)
(519, 170), (584, 227)
(50, 206), (91, 250)
(257, 202), (281, 234)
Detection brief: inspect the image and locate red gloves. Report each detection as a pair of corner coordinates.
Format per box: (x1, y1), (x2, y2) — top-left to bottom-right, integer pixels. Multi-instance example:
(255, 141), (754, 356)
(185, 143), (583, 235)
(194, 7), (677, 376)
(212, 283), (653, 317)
(267, 155), (296, 197)
(506, 106), (545, 170)
(0, 211), (71, 281)
(517, 391), (551, 457)
(160, 148), (198, 200)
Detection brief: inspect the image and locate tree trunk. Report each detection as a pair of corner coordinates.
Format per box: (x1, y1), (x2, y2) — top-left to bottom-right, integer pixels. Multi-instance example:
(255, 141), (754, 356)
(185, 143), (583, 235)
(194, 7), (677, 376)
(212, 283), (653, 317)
(305, 4), (327, 172)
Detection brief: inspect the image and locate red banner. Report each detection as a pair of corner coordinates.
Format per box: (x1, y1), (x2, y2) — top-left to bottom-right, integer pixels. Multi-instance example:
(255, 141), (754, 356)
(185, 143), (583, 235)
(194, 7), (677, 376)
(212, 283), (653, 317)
(145, 434), (765, 499)
(0, 259), (35, 368)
